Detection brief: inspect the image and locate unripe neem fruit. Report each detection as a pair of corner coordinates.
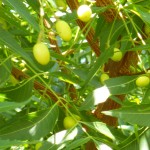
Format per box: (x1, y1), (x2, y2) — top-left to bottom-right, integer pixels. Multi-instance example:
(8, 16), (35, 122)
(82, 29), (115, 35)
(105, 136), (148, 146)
(77, 5), (92, 22)
(135, 75), (150, 87)
(63, 116), (77, 129)
(63, 115), (81, 129)
(55, 20), (72, 41)
(111, 48), (123, 62)
(100, 73), (109, 84)
(33, 42), (50, 65)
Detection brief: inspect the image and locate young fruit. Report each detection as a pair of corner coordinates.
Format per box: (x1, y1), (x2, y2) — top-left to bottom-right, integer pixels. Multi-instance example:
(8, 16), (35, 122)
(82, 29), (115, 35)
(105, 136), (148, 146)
(55, 20), (72, 41)
(33, 42), (50, 65)
(100, 73), (109, 84)
(144, 24), (150, 37)
(55, 0), (67, 11)
(135, 75), (150, 87)
(77, 5), (92, 22)
(63, 115), (81, 129)
(111, 48), (123, 62)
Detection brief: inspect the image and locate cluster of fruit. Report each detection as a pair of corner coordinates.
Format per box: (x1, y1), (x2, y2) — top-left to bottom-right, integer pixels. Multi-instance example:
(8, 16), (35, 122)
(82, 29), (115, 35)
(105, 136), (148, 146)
(33, 3), (92, 66)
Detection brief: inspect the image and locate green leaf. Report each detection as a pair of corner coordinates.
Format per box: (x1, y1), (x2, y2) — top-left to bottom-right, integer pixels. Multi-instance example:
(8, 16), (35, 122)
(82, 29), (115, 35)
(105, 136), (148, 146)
(102, 104), (150, 126)
(3, 0), (39, 31)
(81, 48), (113, 92)
(65, 137), (90, 150)
(0, 7), (31, 36)
(131, 5), (150, 25)
(26, 0), (40, 13)
(47, 127), (84, 150)
(79, 93), (95, 111)
(92, 135), (119, 149)
(93, 139), (113, 150)
(0, 100), (30, 112)
(0, 58), (12, 87)
(142, 89), (150, 104)
(0, 140), (28, 149)
(72, 68), (101, 88)
(105, 75), (137, 95)
(118, 127), (149, 150)
(0, 28), (39, 70)
(51, 51), (78, 67)
(120, 140), (139, 150)
(129, 44), (150, 51)
(0, 79), (34, 102)
(51, 71), (82, 85)
(98, 19), (124, 51)
(0, 105), (59, 140)
(83, 122), (115, 141)
(79, 86), (111, 111)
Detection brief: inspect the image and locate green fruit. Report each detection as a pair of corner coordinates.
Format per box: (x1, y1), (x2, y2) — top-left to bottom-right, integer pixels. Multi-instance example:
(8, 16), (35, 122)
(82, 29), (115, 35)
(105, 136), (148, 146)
(77, 5), (92, 22)
(63, 115), (80, 129)
(33, 42), (50, 65)
(111, 48), (123, 62)
(55, 20), (72, 41)
(55, 0), (67, 11)
(144, 24), (150, 37)
(100, 73), (109, 84)
(136, 76), (150, 87)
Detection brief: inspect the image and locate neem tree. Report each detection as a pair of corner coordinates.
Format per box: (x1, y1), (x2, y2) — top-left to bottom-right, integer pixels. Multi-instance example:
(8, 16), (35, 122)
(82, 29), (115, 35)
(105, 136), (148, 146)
(0, 0), (150, 149)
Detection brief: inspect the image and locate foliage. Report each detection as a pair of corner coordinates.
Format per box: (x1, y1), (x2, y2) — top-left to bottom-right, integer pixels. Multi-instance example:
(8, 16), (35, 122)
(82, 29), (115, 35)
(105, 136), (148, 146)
(0, 0), (150, 149)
